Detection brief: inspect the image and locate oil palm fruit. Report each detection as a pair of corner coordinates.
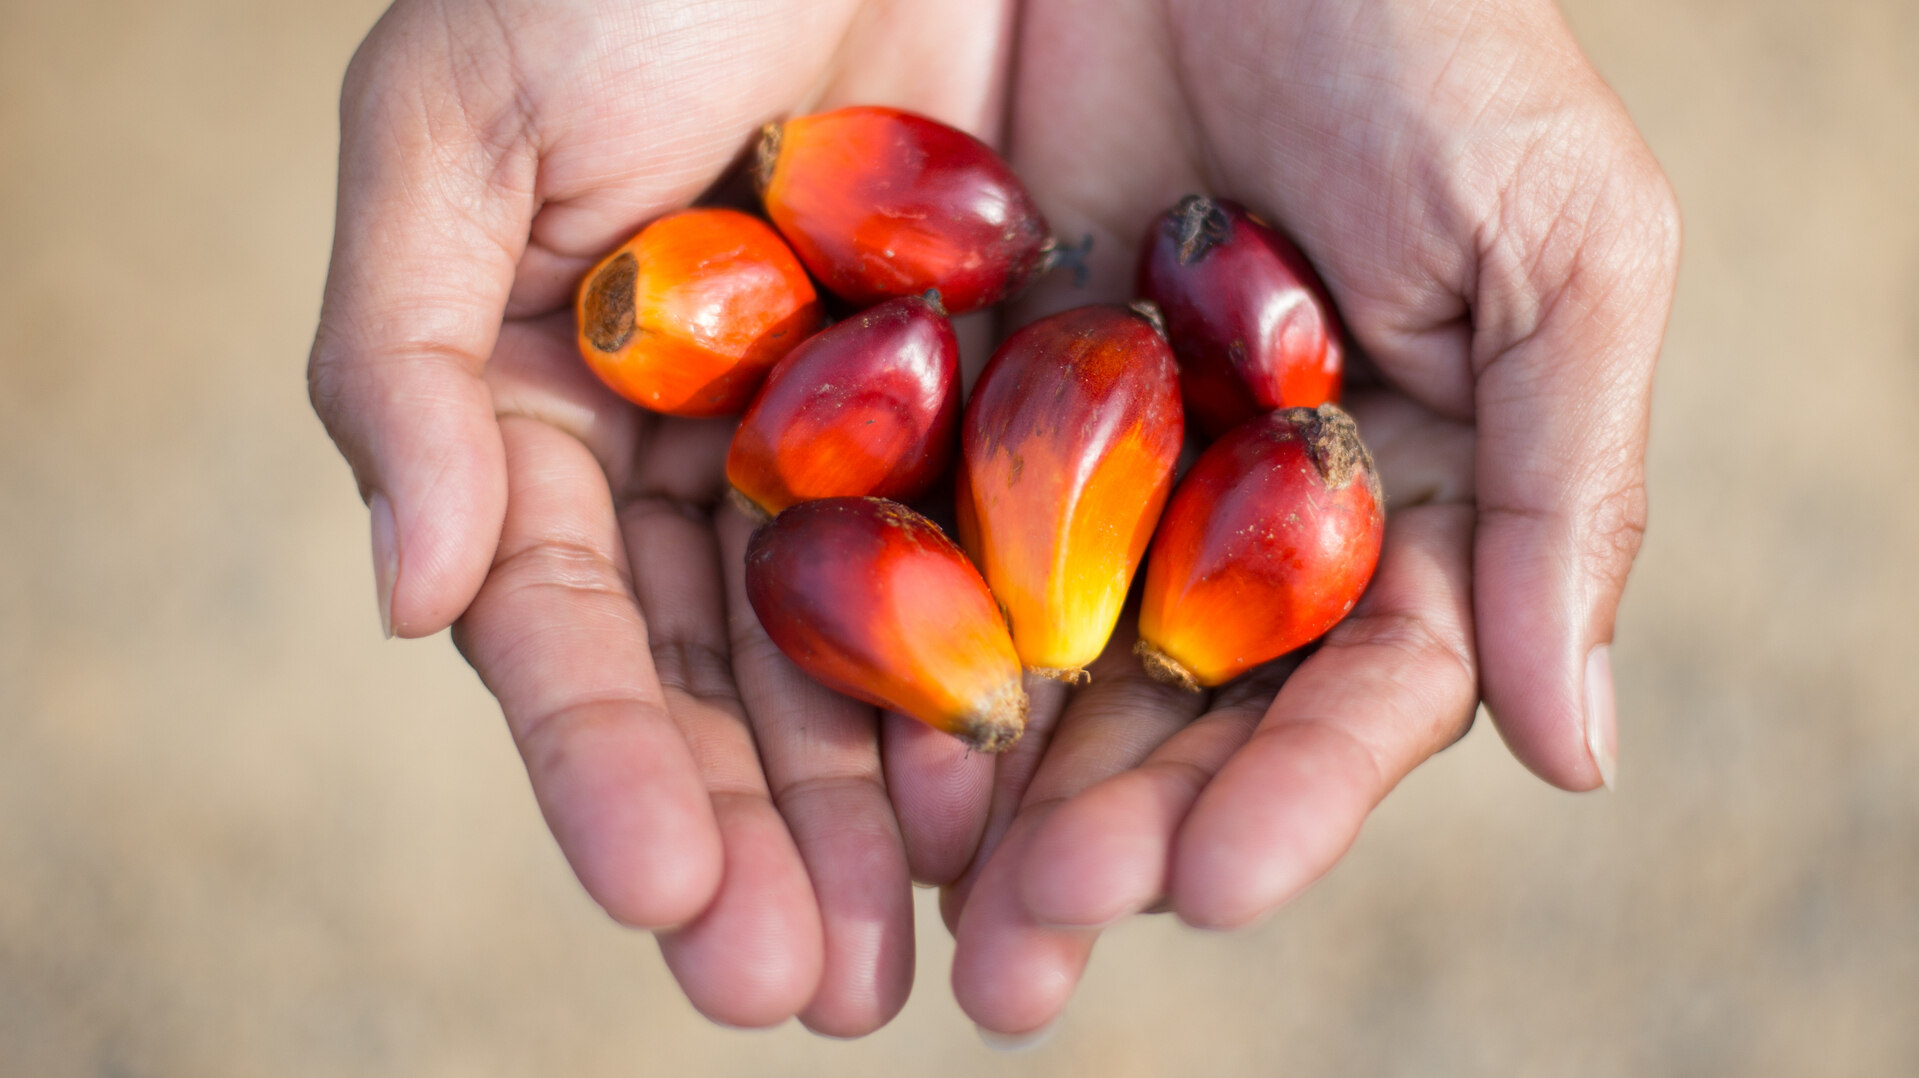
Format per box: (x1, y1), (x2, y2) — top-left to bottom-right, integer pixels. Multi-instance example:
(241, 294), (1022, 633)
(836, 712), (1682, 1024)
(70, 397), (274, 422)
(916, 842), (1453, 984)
(1136, 404), (1384, 689)
(755, 105), (1052, 314)
(575, 207), (821, 416)
(959, 303), (1183, 681)
(1137, 195), (1344, 439)
(727, 292), (960, 517)
(744, 497), (1027, 752)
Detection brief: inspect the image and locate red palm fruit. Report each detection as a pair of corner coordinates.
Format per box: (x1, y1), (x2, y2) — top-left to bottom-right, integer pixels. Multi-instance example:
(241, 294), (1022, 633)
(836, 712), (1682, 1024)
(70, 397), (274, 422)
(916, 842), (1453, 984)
(575, 207), (821, 416)
(961, 303), (1184, 680)
(1136, 404), (1384, 690)
(755, 105), (1052, 314)
(745, 498), (1027, 752)
(726, 292), (960, 517)
(1137, 195), (1345, 439)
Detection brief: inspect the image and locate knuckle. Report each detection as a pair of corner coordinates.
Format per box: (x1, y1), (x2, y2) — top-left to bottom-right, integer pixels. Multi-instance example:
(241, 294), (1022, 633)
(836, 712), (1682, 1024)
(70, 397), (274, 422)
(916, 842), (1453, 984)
(489, 536), (633, 606)
(514, 693), (642, 770)
(1640, 169), (1685, 283)
(1580, 474), (1649, 585)
(305, 334), (344, 423)
(304, 333), (375, 472)
(649, 639), (739, 706)
(1321, 610), (1475, 690)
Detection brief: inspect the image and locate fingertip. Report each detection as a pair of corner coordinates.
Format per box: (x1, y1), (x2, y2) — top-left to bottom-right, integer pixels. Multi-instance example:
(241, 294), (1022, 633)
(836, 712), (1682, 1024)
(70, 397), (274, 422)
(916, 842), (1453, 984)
(326, 357), (508, 639)
(382, 402), (509, 637)
(574, 789), (724, 932)
(950, 823), (1093, 1034)
(799, 991), (908, 1040)
(658, 797), (824, 1029)
(976, 1019), (1060, 1052)
(1168, 833), (1287, 932)
(1477, 610), (1615, 793)
(882, 712), (994, 885)
(586, 849), (722, 934)
(525, 704), (725, 931)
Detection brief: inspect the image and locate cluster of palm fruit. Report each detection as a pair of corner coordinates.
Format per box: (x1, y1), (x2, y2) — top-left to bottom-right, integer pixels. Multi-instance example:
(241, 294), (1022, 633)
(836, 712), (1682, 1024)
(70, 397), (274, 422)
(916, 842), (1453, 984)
(575, 106), (1383, 752)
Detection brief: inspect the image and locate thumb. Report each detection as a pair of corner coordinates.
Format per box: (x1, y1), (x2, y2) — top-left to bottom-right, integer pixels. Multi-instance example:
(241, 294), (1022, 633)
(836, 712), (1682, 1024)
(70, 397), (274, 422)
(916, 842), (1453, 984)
(307, 14), (534, 637)
(1470, 113), (1682, 791)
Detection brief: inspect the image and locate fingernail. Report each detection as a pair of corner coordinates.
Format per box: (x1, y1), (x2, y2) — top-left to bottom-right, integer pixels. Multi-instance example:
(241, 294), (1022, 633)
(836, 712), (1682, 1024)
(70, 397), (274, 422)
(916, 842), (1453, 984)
(976, 1020), (1057, 1053)
(1584, 644), (1617, 791)
(370, 491), (397, 639)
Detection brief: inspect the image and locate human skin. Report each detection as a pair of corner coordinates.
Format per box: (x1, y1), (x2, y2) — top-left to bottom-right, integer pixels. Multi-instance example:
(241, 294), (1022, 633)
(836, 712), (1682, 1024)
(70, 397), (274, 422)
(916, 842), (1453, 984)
(307, 0), (1679, 1039)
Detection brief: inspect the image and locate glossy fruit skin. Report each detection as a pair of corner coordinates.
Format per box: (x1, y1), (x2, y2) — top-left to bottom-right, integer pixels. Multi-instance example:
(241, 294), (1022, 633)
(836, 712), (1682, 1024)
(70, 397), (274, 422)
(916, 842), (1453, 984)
(745, 498), (1026, 752)
(727, 293), (960, 517)
(757, 106), (1051, 314)
(1138, 195), (1345, 439)
(575, 207), (821, 417)
(959, 303), (1184, 678)
(1137, 404), (1383, 689)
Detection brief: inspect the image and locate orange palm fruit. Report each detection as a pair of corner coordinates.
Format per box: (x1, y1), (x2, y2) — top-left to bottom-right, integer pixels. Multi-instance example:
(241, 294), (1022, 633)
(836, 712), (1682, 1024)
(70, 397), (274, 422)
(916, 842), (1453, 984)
(960, 303), (1184, 680)
(745, 498), (1027, 752)
(726, 292), (960, 517)
(1137, 195), (1345, 439)
(575, 207), (821, 416)
(1136, 404), (1384, 689)
(755, 105), (1052, 314)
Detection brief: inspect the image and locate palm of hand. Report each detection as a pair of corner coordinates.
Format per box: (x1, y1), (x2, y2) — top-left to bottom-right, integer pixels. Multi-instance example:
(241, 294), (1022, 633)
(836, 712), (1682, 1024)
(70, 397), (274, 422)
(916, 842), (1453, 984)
(312, 0), (1675, 1039)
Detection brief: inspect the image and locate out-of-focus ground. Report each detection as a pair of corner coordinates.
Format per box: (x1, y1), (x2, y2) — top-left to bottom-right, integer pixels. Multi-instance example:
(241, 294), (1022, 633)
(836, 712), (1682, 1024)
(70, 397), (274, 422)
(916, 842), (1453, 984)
(3, 1), (1916, 1074)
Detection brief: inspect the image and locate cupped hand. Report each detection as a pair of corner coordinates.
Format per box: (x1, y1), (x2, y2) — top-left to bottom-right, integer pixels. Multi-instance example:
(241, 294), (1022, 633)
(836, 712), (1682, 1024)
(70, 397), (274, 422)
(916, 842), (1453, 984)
(307, 0), (1034, 1035)
(941, 0), (1679, 1036)
(307, 0), (1679, 1041)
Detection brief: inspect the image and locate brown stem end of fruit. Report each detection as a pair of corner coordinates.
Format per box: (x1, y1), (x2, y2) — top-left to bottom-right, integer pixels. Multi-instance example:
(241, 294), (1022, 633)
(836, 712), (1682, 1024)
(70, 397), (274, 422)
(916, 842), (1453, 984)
(919, 288), (948, 318)
(583, 252), (638, 353)
(1170, 194), (1231, 265)
(727, 486), (775, 524)
(1029, 665), (1092, 686)
(1135, 638), (1202, 692)
(752, 121), (782, 196)
(1037, 232), (1094, 288)
(956, 679), (1029, 753)
(1127, 298), (1168, 341)
(1294, 403), (1377, 499)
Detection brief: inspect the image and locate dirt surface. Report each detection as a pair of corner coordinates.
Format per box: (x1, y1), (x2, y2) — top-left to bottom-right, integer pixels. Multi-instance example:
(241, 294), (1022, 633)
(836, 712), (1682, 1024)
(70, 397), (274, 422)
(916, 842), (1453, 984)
(4, 1), (1917, 1074)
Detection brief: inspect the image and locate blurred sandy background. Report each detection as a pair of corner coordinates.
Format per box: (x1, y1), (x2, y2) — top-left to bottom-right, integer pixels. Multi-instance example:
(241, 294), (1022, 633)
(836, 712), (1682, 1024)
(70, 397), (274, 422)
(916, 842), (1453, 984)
(3, 0), (1916, 1074)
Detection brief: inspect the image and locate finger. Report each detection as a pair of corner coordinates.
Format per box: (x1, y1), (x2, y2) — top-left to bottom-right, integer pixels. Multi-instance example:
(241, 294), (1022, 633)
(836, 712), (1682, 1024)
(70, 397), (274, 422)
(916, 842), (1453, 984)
(948, 622), (1206, 1033)
(483, 312), (645, 487)
(715, 506), (915, 1038)
(1470, 107), (1682, 791)
(612, 423), (822, 1029)
(946, 816), (1092, 1038)
(880, 712), (995, 886)
(1016, 660), (1292, 929)
(934, 675), (1071, 934)
(1169, 503), (1480, 928)
(450, 416), (719, 931)
(308, 19), (542, 637)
